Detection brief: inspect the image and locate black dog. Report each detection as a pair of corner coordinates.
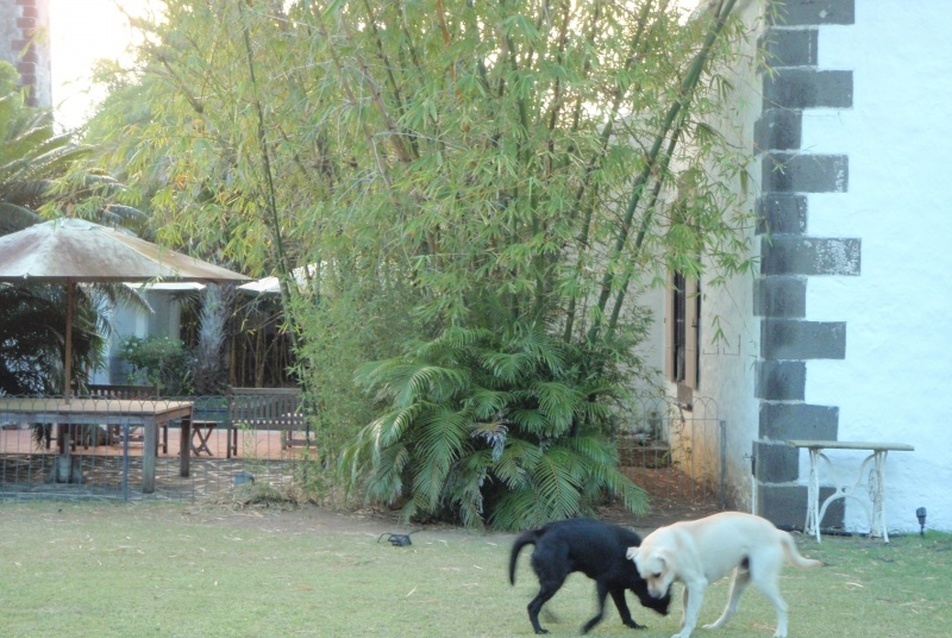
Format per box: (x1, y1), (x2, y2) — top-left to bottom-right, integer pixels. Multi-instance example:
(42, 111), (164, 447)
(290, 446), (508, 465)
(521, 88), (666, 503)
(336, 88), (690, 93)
(509, 518), (671, 634)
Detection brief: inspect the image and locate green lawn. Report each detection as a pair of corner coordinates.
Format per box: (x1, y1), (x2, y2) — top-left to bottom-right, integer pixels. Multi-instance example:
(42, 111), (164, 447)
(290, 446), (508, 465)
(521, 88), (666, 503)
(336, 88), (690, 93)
(0, 501), (948, 637)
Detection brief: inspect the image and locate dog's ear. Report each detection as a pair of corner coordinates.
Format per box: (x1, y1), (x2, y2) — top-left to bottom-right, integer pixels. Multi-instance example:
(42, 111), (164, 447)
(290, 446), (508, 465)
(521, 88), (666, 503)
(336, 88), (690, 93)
(626, 546), (640, 561)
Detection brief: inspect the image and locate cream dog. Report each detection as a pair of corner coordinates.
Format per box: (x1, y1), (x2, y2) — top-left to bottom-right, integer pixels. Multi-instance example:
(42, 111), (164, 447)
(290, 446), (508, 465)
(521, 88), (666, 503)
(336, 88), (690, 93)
(626, 512), (821, 638)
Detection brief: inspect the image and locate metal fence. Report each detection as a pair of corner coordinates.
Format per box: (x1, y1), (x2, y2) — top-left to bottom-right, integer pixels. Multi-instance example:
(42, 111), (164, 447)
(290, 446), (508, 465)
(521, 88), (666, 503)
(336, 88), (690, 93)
(614, 395), (725, 509)
(1, 391), (725, 513)
(0, 394), (314, 502)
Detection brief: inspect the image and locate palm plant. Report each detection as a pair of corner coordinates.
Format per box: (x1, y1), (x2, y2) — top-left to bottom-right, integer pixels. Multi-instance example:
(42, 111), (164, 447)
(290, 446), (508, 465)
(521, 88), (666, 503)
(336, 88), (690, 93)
(0, 285), (101, 394)
(0, 65), (91, 229)
(343, 323), (648, 530)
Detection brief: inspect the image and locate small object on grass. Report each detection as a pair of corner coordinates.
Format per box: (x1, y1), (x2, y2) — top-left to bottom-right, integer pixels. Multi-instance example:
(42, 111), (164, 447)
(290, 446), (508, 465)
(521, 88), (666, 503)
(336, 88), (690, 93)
(378, 531), (417, 547)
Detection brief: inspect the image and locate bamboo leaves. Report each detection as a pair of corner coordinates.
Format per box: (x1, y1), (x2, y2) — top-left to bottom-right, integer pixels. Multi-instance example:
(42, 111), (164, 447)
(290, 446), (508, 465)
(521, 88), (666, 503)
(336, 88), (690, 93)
(83, 0), (758, 528)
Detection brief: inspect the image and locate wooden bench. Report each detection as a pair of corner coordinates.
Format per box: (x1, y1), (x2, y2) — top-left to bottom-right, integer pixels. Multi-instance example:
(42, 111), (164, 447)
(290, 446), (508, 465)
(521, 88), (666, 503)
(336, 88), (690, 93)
(228, 388), (310, 452)
(151, 389), (309, 458)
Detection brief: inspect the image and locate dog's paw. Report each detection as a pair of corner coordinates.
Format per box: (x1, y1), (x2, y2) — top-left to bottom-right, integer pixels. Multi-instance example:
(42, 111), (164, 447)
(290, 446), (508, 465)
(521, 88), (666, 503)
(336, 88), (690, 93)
(622, 619), (646, 630)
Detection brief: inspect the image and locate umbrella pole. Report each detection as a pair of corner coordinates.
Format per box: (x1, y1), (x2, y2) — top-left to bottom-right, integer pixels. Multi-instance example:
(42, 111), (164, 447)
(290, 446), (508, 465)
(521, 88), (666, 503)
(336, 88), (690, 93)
(65, 280), (75, 402)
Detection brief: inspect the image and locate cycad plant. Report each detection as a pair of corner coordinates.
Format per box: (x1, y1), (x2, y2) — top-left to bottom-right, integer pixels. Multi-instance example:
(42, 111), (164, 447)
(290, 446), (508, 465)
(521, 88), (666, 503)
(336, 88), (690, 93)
(342, 323), (647, 530)
(191, 283), (235, 395)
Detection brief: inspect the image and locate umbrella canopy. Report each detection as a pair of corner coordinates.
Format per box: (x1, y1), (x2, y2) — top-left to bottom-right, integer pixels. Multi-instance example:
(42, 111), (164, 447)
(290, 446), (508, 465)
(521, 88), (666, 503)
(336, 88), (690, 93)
(237, 263), (318, 296)
(0, 218), (249, 283)
(0, 218), (250, 397)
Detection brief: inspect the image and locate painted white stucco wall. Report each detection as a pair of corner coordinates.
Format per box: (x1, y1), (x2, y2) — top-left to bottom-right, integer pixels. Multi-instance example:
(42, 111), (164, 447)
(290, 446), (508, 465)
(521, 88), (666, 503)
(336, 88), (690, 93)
(632, 0), (765, 514)
(681, 0), (764, 514)
(796, 0), (952, 533)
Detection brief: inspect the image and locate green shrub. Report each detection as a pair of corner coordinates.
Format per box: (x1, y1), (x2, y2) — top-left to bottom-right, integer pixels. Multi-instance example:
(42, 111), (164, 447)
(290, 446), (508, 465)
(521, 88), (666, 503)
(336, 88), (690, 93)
(119, 336), (193, 396)
(341, 322), (647, 530)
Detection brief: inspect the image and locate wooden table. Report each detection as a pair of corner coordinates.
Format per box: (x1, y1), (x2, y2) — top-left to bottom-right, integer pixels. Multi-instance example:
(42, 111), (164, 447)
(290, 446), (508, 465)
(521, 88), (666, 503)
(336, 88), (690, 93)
(0, 397), (193, 493)
(786, 440), (915, 543)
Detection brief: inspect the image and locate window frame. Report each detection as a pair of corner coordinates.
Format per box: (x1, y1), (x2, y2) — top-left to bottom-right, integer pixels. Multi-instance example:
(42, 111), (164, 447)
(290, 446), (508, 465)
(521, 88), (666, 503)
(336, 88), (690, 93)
(667, 270), (699, 406)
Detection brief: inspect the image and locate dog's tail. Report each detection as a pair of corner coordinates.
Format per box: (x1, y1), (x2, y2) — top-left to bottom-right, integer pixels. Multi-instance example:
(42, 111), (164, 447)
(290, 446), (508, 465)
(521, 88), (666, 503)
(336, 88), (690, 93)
(508, 528), (543, 585)
(780, 531), (823, 569)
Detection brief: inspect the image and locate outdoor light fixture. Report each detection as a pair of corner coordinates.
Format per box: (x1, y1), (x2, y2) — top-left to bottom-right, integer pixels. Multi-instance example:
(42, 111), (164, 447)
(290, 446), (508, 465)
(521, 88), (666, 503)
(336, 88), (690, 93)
(916, 507), (927, 537)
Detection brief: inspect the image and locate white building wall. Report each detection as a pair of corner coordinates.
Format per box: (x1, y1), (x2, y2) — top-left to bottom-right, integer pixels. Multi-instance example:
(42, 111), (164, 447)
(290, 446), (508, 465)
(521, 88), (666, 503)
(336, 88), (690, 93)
(797, 0), (952, 533)
(682, 0), (952, 534)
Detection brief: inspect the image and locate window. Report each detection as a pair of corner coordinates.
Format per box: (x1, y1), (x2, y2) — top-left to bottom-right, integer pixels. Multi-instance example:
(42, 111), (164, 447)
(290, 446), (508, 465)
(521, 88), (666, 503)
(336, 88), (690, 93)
(668, 270), (699, 404)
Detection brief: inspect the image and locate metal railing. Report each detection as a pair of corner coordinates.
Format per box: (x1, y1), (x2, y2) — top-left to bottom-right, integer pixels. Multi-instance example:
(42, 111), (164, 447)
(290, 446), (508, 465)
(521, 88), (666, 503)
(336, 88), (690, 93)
(0, 392), (315, 502)
(614, 395), (726, 509)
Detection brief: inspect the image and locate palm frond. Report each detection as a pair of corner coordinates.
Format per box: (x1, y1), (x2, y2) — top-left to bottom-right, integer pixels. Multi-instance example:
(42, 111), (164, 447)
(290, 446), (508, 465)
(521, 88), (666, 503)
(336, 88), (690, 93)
(529, 446), (584, 518)
(368, 402), (429, 450)
(491, 437), (538, 489)
(355, 359), (470, 406)
(405, 365), (470, 404)
(449, 449), (494, 527)
(0, 201), (41, 234)
(428, 325), (492, 352)
(568, 434), (650, 515)
(507, 405), (549, 436)
(0, 178), (51, 206)
(480, 350), (534, 384)
(102, 203), (149, 225)
(530, 380), (583, 434)
(489, 489), (550, 530)
(413, 407), (472, 508)
(462, 386), (511, 420)
(600, 464), (649, 515)
(567, 433), (619, 466)
(510, 323), (569, 377)
(364, 441), (410, 504)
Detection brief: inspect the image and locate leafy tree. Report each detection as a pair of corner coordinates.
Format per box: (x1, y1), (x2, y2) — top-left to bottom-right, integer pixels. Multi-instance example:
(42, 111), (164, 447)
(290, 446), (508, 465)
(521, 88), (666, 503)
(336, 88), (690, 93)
(85, 0), (759, 527)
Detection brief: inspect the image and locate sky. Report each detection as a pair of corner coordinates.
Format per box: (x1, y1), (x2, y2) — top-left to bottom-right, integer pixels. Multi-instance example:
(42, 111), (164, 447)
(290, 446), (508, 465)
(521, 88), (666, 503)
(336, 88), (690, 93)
(49, 0), (148, 129)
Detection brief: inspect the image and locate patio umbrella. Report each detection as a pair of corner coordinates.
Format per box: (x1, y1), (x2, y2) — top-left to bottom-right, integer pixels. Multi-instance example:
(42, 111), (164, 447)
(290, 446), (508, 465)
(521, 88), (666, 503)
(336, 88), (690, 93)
(0, 218), (250, 398)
